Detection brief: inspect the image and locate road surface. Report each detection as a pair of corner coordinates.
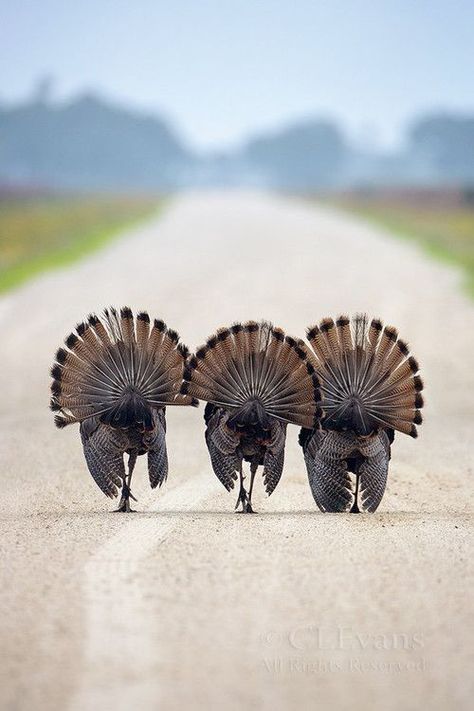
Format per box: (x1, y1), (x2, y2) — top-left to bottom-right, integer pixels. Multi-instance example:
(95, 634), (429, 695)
(1, 192), (473, 711)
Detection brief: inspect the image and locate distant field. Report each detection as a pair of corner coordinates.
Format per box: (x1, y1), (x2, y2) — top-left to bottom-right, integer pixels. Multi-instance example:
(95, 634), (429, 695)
(0, 193), (160, 293)
(331, 189), (474, 295)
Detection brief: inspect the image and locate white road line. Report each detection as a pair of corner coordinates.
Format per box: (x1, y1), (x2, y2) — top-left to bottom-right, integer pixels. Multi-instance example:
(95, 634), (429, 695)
(69, 475), (219, 711)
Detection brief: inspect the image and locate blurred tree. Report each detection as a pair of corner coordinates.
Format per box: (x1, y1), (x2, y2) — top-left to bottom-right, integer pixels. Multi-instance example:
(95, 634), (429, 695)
(0, 92), (193, 189)
(243, 119), (348, 189)
(31, 75), (55, 105)
(409, 114), (474, 184)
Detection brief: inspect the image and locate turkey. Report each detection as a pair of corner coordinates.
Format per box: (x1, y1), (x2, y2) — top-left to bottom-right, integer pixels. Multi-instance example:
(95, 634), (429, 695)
(50, 307), (196, 511)
(181, 321), (322, 512)
(300, 314), (424, 513)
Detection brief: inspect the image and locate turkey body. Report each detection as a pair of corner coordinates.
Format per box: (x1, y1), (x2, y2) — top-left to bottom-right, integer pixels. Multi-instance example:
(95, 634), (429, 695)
(51, 307), (194, 512)
(204, 402), (286, 511)
(300, 426), (394, 513)
(301, 314), (423, 513)
(79, 408), (168, 510)
(182, 320), (322, 513)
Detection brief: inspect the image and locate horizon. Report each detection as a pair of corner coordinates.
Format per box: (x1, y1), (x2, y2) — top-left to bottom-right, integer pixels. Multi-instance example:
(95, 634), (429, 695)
(1, 0), (473, 152)
(4, 81), (472, 156)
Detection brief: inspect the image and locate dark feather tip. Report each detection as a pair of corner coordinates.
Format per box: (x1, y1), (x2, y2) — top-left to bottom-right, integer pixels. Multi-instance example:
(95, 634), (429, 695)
(384, 326), (398, 342)
(182, 367), (193, 382)
(50, 364), (62, 380)
(55, 348), (67, 365)
(294, 346), (307, 360)
(177, 343), (189, 359)
(312, 374), (321, 390)
(217, 328), (230, 341)
(336, 315), (350, 328)
(196, 346), (208, 360)
(167, 329), (179, 343)
(413, 410), (423, 425)
(370, 318), (383, 332)
(120, 306), (133, 320)
(320, 318), (334, 333)
(414, 375), (424, 391)
(51, 381), (62, 396)
(306, 362), (315, 375)
(245, 321), (259, 333)
(285, 336), (296, 348)
(65, 333), (78, 349)
(207, 336), (218, 349)
(408, 356), (419, 373)
(137, 311), (150, 324)
(272, 328), (285, 342)
(306, 325), (320, 340)
(410, 424), (418, 438)
(76, 322), (88, 337)
(188, 355), (198, 369)
(154, 319), (166, 332)
(180, 381), (190, 395)
(230, 322), (243, 334)
(54, 415), (68, 429)
(49, 399), (61, 412)
(415, 392), (424, 408)
(88, 314), (100, 327)
(191, 397), (199, 407)
(397, 339), (410, 356)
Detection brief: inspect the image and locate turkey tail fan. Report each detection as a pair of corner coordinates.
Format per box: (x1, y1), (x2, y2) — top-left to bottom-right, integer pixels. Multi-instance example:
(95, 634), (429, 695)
(181, 320), (323, 429)
(306, 314), (424, 438)
(51, 306), (196, 429)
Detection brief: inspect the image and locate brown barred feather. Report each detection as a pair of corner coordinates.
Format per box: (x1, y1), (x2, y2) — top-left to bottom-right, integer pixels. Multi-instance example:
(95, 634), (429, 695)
(305, 314), (424, 438)
(50, 307), (195, 429)
(185, 320), (322, 429)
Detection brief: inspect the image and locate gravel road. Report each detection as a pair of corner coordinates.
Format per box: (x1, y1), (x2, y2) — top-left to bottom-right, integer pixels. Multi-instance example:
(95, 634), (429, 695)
(1, 191), (473, 711)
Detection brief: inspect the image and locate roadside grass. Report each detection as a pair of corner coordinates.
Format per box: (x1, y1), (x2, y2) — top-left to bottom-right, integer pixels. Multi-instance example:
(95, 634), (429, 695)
(0, 194), (161, 293)
(331, 195), (474, 296)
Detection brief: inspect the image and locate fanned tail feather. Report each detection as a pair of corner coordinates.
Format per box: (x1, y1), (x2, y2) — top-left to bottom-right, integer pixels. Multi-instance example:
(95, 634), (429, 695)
(51, 306), (196, 428)
(306, 314), (424, 438)
(182, 320), (323, 429)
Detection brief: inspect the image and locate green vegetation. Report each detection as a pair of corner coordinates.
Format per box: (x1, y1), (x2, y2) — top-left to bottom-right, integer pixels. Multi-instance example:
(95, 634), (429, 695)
(333, 194), (474, 295)
(0, 194), (160, 293)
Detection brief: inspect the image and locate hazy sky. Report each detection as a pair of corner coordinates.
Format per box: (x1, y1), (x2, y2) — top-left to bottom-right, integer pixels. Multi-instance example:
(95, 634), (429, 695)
(1, 0), (473, 150)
